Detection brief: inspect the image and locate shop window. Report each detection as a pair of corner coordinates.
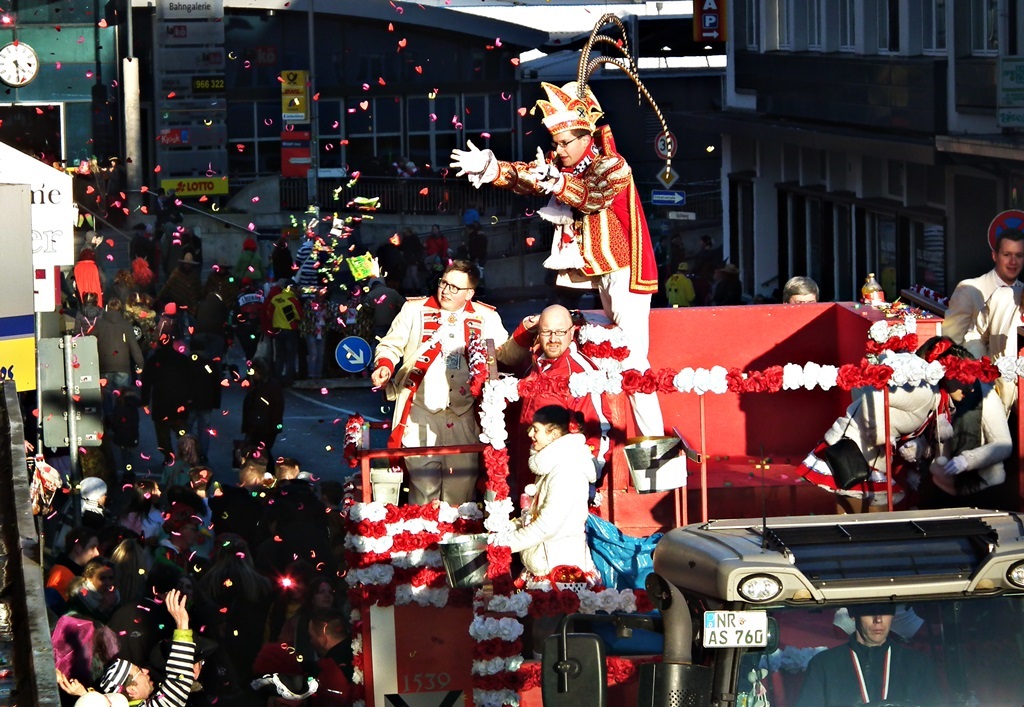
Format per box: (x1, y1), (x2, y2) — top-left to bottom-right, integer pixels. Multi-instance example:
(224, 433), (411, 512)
(345, 98), (374, 135)
(745, 0), (761, 50)
(839, 0), (856, 51)
(972, 0), (998, 55)
(318, 100), (342, 139)
(228, 141), (256, 176)
(874, 214), (899, 301)
(488, 93), (513, 130)
(463, 95), (487, 134)
(914, 222), (946, 293)
(432, 96), (459, 133)
(407, 96), (433, 133)
(876, 0), (900, 53)
(776, 0), (792, 49)
(923, 0), (947, 54)
(834, 204), (854, 300)
(227, 102), (256, 140)
(376, 97), (403, 134)
(807, 0), (822, 50)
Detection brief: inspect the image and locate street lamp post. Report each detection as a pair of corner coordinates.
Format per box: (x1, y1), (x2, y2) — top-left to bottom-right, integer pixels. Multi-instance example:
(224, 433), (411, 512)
(306, 0), (319, 214)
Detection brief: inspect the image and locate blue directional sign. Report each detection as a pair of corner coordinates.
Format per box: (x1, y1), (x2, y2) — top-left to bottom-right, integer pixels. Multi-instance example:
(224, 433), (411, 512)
(652, 190), (686, 206)
(335, 336), (373, 373)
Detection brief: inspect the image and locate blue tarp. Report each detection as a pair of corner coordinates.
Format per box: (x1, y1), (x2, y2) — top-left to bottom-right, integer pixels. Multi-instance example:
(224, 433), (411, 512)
(586, 513), (663, 590)
(585, 514), (665, 654)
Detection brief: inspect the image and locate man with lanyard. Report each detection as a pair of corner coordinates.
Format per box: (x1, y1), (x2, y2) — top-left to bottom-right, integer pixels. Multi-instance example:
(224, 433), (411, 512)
(449, 80), (664, 438)
(371, 260), (512, 505)
(943, 222), (1024, 412)
(498, 304), (622, 495)
(796, 603), (937, 706)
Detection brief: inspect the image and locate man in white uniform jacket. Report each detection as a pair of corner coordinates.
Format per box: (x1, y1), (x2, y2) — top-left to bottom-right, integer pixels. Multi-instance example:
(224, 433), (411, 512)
(371, 260), (511, 505)
(943, 228), (1024, 412)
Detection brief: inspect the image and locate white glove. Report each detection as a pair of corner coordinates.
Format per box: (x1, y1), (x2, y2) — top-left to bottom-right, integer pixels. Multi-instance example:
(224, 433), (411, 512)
(898, 438), (924, 462)
(449, 140), (498, 188)
(822, 426), (844, 447)
(942, 455), (969, 476)
(936, 415), (954, 442)
(529, 146), (564, 194)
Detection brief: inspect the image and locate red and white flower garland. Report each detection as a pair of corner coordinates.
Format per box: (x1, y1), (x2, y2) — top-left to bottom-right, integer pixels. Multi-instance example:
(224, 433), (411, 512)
(866, 316), (918, 355)
(344, 414), (365, 469)
(468, 332), (490, 397)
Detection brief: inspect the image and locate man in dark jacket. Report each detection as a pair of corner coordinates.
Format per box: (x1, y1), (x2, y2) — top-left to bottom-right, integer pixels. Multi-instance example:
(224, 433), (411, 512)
(192, 288), (230, 361)
(242, 357), (284, 462)
(186, 341), (222, 464)
(141, 338), (193, 465)
(796, 603), (937, 707)
(92, 297), (145, 408)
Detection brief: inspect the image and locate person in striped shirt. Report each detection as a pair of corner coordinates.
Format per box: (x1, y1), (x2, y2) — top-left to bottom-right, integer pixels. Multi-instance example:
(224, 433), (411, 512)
(98, 589), (196, 706)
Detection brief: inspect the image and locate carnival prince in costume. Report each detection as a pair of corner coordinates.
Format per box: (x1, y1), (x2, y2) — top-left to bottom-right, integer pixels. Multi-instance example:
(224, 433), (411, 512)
(449, 17), (670, 436)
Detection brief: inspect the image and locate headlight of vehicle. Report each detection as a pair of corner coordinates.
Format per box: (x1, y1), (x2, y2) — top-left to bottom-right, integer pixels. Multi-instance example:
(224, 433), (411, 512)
(1006, 561), (1024, 589)
(737, 574), (783, 602)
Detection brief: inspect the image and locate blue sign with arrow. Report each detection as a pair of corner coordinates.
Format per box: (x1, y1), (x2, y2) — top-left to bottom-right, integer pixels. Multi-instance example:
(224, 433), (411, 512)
(651, 189), (686, 206)
(335, 336), (373, 373)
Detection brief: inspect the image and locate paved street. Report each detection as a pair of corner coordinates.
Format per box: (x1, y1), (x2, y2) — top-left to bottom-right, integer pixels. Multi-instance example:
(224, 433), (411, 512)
(123, 296), (552, 488)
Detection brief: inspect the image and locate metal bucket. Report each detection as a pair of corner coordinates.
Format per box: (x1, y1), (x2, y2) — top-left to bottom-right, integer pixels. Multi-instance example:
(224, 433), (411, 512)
(438, 533), (489, 589)
(624, 436), (686, 493)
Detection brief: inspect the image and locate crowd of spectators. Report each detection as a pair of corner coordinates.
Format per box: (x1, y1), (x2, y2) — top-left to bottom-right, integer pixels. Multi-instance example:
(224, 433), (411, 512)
(47, 455), (353, 706)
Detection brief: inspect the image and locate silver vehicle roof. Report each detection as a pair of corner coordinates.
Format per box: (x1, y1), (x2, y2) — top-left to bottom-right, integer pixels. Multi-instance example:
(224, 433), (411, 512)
(653, 508), (1024, 605)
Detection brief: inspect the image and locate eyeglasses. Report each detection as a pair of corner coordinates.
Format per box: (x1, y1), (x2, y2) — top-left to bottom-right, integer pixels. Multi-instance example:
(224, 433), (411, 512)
(123, 666), (143, 689)
(538, 329), (571, 338)
(551, 136), (583, 150)
(438, 280), (473, 294)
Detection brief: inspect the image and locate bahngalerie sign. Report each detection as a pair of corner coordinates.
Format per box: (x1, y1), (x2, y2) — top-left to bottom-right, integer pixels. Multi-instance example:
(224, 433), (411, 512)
(158, 0), (223, 20)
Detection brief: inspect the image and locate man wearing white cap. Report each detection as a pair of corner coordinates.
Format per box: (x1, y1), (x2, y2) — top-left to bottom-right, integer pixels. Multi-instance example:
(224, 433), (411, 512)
(450, 81), (664, 436)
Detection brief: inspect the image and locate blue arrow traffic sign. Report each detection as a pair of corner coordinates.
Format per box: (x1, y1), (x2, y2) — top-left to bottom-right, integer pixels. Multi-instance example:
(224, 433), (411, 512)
(335, 336), (373, 373)
(651, 189), (686, 206)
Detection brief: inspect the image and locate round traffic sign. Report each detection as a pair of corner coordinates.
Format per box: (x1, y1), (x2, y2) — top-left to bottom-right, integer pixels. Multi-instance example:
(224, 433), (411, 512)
(335, 336), (373, 373)
(987, 209), (1024, 252)
(655, 130), (677, 160)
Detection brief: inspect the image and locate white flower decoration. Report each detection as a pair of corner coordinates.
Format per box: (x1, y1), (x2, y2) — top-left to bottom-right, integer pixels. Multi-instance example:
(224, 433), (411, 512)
(673, 368), (695, 393)
(709, 366), (729, 394)
(782, 363), (804, 390)
(817, 365), (839, 391)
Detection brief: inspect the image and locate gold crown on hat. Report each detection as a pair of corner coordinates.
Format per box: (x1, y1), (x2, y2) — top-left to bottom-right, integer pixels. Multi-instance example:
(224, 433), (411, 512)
(532, 81), (603, 135)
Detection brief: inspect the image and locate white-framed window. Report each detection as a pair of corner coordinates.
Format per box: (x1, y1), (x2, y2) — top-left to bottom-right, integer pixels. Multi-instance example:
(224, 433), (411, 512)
(877, 0), (899, 53)
(839, 0), (856, 51)
(807, 0), (822, 49)
(745, 0), (761, 50)
(923, 0), (947, 54)
(777, 0), (792, 49)
(972, 0), (998, 55)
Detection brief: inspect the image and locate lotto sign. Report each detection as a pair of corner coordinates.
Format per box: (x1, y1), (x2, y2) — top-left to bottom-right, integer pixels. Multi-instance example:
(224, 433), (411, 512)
(160, 177), (229, 196)
(694, 0), (728, 42)
(655, 130), (677, 160)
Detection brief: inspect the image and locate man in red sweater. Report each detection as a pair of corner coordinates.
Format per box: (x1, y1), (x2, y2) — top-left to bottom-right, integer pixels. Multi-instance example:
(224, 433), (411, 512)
(499, 304), (624, 495)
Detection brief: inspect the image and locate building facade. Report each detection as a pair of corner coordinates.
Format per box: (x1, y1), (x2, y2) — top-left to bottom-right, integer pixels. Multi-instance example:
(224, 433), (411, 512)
(701, 0), (1024, 302)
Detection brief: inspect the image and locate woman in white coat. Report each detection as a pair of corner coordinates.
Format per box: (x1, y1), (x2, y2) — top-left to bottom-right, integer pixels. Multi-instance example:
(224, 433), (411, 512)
(500, 405), (598, 587)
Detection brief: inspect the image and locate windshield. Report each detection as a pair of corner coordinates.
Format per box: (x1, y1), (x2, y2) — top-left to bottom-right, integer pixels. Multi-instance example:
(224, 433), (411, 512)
(733, 595), (1024, 707)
